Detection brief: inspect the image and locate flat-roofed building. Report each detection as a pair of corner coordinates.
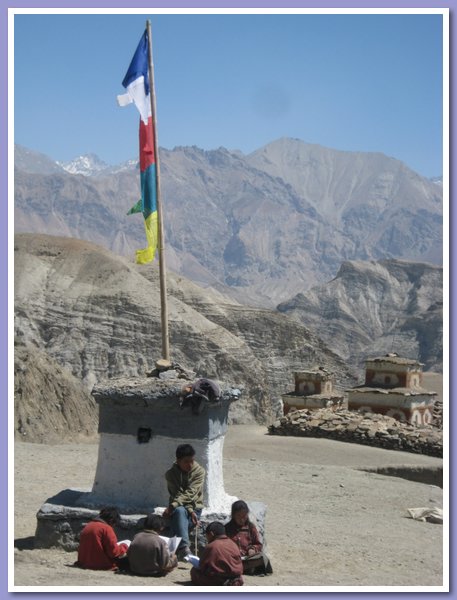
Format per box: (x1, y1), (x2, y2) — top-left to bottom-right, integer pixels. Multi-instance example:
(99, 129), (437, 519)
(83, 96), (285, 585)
(347, 353), (436, 425)
(282, 367), (344, 415)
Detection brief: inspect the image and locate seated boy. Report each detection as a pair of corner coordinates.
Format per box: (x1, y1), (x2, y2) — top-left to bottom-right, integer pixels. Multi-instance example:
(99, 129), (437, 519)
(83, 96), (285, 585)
(163, 444), (205, 558)
(128, 514), (178, 576)
(190, 521), (243, 586)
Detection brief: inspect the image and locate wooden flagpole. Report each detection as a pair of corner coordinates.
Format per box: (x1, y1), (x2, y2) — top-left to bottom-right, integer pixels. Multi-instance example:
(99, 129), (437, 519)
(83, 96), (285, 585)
(146, 19), (170, 366)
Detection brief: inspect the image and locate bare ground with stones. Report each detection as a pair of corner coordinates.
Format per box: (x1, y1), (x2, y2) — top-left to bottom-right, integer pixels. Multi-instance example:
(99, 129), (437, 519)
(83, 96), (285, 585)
(13, 425), (445, 589)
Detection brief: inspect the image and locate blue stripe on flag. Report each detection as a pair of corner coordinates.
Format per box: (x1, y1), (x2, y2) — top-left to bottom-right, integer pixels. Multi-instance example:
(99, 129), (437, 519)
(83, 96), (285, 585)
(122, 30), (149, 94)
(140, 163), (157, 217)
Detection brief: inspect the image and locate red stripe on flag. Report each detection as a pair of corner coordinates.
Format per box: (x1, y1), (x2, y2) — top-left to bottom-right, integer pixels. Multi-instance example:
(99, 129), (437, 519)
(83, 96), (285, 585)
(139, 117), (156, 172)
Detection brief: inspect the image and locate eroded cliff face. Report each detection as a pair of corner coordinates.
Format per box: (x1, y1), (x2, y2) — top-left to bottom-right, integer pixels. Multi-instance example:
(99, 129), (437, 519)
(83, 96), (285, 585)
(278, 259), (443, 373)
(14, 345), (99, 443)
(14, 234), (354, 439)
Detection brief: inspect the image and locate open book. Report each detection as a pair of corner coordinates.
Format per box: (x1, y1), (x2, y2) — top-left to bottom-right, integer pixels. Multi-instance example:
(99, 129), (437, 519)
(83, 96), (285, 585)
(183, 554), (200, 568)
(159, 535), (182, 554)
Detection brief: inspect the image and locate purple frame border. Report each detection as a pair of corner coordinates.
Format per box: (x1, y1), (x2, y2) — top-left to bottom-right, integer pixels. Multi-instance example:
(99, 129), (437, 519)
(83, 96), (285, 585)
(3, 1), (453, 598)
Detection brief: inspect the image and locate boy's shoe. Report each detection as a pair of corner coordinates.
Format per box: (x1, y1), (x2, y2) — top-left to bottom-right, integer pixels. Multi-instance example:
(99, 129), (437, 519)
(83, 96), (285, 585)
(177, 546), (191, 561)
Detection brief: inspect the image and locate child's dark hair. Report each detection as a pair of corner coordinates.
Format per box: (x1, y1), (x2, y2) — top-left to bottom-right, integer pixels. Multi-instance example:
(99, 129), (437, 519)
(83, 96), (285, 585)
(206, 521), (225, 536)
(231, 500), (249, 518)
(144, 513), (165, 532)
(99, 506), (120, 526)
(176, 444), (196, 459)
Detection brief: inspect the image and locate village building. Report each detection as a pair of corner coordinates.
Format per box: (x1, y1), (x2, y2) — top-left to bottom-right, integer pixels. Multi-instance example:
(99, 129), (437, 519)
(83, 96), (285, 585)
(347, 353), (436, 425)
(281, 367), (344, 415)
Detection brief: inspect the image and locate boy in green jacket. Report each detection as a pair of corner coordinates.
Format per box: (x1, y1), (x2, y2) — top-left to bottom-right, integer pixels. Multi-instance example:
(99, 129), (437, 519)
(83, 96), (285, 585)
(163, 444), (205, 558)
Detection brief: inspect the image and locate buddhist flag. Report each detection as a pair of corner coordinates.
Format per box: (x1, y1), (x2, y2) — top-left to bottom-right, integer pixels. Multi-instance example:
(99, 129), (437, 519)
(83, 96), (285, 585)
(117, 30), (158, 264)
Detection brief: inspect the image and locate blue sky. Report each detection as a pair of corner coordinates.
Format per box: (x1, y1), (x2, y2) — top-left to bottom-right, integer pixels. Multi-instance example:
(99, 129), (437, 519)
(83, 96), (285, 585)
(14, 11), (444, 178)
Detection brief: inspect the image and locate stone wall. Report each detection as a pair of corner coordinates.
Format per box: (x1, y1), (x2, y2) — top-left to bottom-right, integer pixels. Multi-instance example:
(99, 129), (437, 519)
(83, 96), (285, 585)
(268, 407), (442, 458)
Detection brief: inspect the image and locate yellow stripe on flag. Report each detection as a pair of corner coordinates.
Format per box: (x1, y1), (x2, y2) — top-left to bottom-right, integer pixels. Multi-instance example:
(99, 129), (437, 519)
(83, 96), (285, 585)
(135, 211), (158, 264)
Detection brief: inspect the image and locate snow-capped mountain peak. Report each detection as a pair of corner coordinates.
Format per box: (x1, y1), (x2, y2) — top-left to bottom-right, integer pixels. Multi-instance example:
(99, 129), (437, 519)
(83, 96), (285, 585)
(56, 154), (138, 177)
(57, 153), (109, 176)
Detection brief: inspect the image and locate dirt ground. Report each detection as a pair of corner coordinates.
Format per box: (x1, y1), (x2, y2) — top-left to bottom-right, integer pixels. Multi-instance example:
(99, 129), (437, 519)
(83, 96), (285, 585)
(13, 425), (445, 590)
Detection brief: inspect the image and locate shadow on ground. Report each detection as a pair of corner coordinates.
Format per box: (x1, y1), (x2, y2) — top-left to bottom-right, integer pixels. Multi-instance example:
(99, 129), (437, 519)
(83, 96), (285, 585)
(14, 537), (35, 550)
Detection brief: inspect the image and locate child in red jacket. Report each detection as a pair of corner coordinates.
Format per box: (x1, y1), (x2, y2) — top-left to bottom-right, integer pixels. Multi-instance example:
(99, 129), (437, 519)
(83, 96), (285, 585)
(77, 507), (129, 570)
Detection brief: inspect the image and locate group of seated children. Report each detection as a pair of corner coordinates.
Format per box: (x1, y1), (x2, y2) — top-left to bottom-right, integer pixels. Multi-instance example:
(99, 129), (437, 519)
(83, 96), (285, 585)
(76, 444), (272, 585)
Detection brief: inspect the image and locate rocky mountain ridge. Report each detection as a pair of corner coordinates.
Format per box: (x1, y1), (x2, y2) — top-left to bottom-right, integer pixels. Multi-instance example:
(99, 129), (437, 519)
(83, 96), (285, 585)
(57, 153), (138, 177)
(14, 138), (442, 306)
(16, 141), (444, 185)
(277, 258), (443, 373)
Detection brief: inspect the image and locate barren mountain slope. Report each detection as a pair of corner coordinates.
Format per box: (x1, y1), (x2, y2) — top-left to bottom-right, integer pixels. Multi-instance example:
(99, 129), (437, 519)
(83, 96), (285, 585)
(278, 258), (443, 372)
(15, 138), (442, 305)
(14, 345), (98, 443)
(14, 234), (354, 436)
